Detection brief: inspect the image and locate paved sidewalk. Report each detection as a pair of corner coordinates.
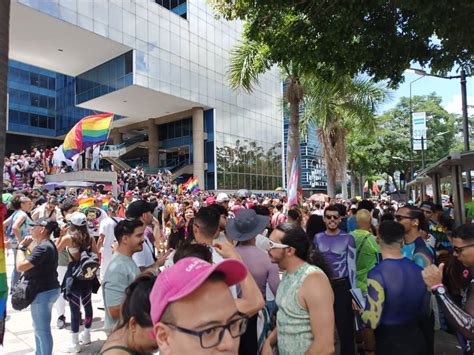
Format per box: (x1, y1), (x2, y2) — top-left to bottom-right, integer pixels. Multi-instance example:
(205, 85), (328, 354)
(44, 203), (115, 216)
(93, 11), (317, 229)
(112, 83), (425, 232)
(3, 251), (106, 354)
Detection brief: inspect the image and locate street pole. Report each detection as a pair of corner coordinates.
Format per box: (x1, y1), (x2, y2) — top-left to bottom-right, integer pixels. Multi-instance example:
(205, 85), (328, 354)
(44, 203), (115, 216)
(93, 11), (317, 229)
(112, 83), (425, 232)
(461, 68), (472, 189)
(421, 136), (425, 169)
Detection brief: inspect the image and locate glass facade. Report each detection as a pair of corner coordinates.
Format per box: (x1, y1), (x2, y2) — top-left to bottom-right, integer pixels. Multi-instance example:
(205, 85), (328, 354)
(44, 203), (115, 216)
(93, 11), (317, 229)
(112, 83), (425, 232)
(283, 116), (327, 193)
(7, 60), (107, 139)
(16, 0), (283, 191)
(76, 51), (133, 104)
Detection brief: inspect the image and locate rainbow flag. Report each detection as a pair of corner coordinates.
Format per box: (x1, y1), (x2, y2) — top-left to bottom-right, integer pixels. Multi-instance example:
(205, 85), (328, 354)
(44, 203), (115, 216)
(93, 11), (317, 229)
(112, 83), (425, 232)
(287, 156), (299, 207)
(186, 177), (199, 194)
(63, 113), (113, 159)
(77, 196), (110, 211)
(0, 203), (7, 344)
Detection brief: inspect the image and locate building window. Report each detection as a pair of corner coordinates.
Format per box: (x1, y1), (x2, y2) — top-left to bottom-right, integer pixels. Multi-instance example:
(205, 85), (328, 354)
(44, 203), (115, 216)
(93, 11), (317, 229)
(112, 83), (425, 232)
(154, 0), (187, 19)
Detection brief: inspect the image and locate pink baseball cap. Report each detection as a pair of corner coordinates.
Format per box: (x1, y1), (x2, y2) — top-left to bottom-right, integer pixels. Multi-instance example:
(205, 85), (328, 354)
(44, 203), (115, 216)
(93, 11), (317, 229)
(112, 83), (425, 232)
(205, 196), (216, 205)
(149, 257), (247, 324)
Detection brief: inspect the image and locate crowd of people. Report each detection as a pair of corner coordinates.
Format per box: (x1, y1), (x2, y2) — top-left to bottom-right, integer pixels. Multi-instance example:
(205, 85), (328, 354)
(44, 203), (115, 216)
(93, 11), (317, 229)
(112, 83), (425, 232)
(3, 152), (474, 355)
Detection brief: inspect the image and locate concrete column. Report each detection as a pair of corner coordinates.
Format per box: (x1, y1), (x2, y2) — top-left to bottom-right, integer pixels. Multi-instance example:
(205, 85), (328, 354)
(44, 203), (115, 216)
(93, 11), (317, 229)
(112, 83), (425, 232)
(111, 128), (122, 145)
(192, 107), (205, 186)
(148, 119), (159, 168)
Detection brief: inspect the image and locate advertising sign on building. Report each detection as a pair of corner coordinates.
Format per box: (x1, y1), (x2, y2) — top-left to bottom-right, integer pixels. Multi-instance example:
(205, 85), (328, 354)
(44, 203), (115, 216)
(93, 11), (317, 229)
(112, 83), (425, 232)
(412, 111), (427, 150)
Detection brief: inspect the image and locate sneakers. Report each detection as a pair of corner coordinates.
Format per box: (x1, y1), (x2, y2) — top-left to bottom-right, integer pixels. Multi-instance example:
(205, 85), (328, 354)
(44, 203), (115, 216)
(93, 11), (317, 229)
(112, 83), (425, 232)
(66, 332), (81, 353)
(79, 329), (91, 345)
(56, 315), (66, 329)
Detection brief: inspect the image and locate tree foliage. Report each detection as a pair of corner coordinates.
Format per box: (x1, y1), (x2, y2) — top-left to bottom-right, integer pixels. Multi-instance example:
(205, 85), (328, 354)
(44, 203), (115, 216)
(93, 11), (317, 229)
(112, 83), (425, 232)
(348, 94), (458, 187)
(212, 0), (474, 85)
(300, 75), (387, 197)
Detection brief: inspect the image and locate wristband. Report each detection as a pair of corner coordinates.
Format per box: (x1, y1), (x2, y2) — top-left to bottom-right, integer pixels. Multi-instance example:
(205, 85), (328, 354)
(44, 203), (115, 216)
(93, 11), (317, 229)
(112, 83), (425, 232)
(16, 245), (28, 252)
(430, 284), (444, 291)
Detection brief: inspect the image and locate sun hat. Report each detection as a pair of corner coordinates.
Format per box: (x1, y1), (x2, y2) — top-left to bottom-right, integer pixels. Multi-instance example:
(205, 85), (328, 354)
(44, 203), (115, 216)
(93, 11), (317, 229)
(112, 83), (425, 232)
(225, 209), (268, 242)
(149, 257), (247, 324)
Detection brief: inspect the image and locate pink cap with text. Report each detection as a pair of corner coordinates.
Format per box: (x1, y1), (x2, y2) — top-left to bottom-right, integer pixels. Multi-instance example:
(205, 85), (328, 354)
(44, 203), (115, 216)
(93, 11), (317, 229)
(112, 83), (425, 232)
(150, 257), (247, 324)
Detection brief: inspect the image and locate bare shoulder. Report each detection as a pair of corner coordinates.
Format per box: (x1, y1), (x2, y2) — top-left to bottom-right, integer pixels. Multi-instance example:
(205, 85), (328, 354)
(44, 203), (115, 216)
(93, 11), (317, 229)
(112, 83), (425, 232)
(302, 270), (331, 289)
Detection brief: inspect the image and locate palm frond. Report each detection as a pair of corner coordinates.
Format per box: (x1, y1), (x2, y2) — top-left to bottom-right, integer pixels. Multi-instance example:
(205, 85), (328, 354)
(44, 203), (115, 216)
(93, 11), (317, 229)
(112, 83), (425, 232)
(228, 40), (271, 93)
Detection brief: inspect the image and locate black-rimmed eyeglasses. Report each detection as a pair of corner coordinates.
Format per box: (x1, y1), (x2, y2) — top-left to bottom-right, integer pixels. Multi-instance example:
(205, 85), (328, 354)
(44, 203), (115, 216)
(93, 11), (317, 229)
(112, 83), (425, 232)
(164, 313), (249, 349)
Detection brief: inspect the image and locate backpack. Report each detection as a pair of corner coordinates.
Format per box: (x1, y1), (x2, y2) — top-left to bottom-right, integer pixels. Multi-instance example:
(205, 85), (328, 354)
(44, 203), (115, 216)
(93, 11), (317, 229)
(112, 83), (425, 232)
(72, 251), (100, 281)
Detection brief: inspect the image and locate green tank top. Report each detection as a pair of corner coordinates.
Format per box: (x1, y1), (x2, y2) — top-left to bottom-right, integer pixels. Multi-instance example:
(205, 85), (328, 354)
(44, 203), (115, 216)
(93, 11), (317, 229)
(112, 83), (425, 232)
(275, 262), (322, 355)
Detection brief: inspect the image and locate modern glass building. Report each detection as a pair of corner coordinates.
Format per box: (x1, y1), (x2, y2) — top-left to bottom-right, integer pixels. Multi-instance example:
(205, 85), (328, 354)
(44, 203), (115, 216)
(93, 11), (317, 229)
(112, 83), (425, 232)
(283, 117), (328, 195)
(8, 0), (283, 191)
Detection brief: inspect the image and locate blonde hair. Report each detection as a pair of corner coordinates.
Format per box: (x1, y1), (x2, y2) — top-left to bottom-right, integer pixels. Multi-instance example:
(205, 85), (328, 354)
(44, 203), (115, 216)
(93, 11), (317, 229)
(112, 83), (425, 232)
(356, 209), (371, 225)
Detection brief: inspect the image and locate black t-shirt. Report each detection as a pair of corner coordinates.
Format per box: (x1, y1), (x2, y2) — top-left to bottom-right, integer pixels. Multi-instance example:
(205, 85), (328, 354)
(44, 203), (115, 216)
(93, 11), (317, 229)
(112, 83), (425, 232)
(25, 240), (59, 293)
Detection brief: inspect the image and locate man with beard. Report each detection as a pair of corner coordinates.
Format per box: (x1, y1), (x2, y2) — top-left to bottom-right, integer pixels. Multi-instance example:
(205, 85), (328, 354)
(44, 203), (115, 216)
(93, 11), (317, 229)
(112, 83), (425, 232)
(423, 223), (474, 354)
(314, 205), (356, 355)
(102, 218), (144, 333)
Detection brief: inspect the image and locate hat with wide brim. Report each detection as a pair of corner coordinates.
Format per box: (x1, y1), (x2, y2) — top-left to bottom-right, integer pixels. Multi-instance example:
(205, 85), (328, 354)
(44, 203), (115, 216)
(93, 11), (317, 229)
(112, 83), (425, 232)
(225, 209), (269, 242)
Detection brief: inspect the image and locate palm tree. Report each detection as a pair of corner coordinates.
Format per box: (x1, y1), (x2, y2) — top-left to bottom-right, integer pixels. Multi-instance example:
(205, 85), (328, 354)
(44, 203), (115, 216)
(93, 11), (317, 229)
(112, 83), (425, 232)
(0, 0), (10, 345)
(301, 75), (387, 198)
(229, 40), (304, 188)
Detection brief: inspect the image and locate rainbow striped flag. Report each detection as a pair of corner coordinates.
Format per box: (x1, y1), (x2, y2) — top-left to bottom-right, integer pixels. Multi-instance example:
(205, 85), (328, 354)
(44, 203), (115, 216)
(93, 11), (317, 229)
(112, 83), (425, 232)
(77, 196), (110, 211)
(63, 113), (114, 159)
(186, 177), (199, 194)
(0, 203), (7, 342)
(287, 156), (299, 207)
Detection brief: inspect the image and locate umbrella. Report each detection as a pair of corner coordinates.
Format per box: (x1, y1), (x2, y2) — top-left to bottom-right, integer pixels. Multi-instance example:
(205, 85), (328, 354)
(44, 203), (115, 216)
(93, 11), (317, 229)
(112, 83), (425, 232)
(275, 187), (285, 192)
(308, 193), (329, 202)
(235, 189), (250, 198)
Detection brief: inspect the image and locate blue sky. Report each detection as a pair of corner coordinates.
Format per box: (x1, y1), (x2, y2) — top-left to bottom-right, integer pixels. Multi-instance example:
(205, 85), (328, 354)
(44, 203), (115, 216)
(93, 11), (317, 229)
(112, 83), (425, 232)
(378, 69), (474, 115)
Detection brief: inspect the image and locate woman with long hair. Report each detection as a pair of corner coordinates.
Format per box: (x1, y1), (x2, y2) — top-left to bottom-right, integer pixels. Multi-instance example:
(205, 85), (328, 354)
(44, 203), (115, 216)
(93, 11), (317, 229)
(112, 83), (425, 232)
(99, 271), (159, 355)
(16, 218), (61, 354)
(56, 212), (99, 353)
(6, 194), (33, 290)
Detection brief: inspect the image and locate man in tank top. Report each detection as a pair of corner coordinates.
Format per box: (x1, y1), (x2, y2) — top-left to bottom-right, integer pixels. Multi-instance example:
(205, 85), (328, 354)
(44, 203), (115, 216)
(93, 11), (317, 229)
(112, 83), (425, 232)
(262, 223), (334, 355)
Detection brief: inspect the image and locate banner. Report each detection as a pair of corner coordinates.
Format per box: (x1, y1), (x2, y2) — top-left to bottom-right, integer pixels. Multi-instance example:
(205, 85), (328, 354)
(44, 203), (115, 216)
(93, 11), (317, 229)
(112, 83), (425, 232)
(412, 112), (427, 150)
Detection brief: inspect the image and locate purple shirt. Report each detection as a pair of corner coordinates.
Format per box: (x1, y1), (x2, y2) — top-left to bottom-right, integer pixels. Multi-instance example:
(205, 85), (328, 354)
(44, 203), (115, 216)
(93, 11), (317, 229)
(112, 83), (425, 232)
(235, 244), (280, 299)
(314, 231), (356, 288)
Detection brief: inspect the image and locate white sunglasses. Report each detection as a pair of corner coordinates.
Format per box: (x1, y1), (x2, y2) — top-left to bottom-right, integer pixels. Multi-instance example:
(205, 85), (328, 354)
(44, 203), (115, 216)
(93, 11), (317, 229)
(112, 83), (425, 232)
(262, 238), (290, 250)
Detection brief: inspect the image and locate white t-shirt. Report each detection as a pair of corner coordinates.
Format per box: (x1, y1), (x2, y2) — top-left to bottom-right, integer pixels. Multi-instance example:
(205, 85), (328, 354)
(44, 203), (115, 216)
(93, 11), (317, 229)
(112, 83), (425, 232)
(132, 236), (155, 269)
(99, 216), (122, 280)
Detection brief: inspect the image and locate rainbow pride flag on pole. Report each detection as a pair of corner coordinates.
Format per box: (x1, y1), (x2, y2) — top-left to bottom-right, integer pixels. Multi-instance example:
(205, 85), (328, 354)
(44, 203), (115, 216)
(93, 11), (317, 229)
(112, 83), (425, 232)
(63, 113), (114, 160)
(185, 177), (199, 194)
(287, 156), (299, 207)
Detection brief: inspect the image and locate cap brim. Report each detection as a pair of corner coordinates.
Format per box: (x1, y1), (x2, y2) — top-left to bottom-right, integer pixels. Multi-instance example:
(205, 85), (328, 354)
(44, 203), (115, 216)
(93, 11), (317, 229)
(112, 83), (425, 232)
(168, 259), (247, 303)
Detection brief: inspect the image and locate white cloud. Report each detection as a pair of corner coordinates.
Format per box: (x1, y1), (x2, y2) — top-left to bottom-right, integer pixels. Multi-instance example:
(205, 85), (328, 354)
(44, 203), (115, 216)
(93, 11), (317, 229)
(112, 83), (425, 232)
(444, 94), (474, 115)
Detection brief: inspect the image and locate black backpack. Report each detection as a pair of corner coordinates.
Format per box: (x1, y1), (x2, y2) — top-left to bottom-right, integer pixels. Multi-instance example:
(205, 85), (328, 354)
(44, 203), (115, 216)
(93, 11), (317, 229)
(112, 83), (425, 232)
(72, 250), (100, 281)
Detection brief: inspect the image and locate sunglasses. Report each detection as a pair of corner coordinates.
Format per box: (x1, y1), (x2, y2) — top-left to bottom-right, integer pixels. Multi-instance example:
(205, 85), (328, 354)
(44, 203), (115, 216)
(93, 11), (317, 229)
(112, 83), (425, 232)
(263, 239), (290, 250)
(394, 215), (414, 221)
(325, 215), (340, 220)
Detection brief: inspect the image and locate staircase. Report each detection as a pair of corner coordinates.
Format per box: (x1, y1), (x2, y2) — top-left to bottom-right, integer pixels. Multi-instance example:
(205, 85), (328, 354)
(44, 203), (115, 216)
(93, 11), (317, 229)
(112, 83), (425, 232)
(101, 134), (147, 171)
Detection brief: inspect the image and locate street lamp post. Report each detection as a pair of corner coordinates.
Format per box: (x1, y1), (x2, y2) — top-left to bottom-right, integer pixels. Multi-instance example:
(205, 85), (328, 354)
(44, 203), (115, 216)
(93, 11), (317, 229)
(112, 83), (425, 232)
(408, 67), (472, 187)
(408, 74), (427, 195)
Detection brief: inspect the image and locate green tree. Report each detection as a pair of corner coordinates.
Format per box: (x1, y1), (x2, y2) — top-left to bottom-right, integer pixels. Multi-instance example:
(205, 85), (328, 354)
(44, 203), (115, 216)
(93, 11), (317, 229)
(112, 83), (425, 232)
(372, 94), (457, 187)
(212, 0), (474, 84)
(228, 36), (304, 188)
(301, 76), (387, 198)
